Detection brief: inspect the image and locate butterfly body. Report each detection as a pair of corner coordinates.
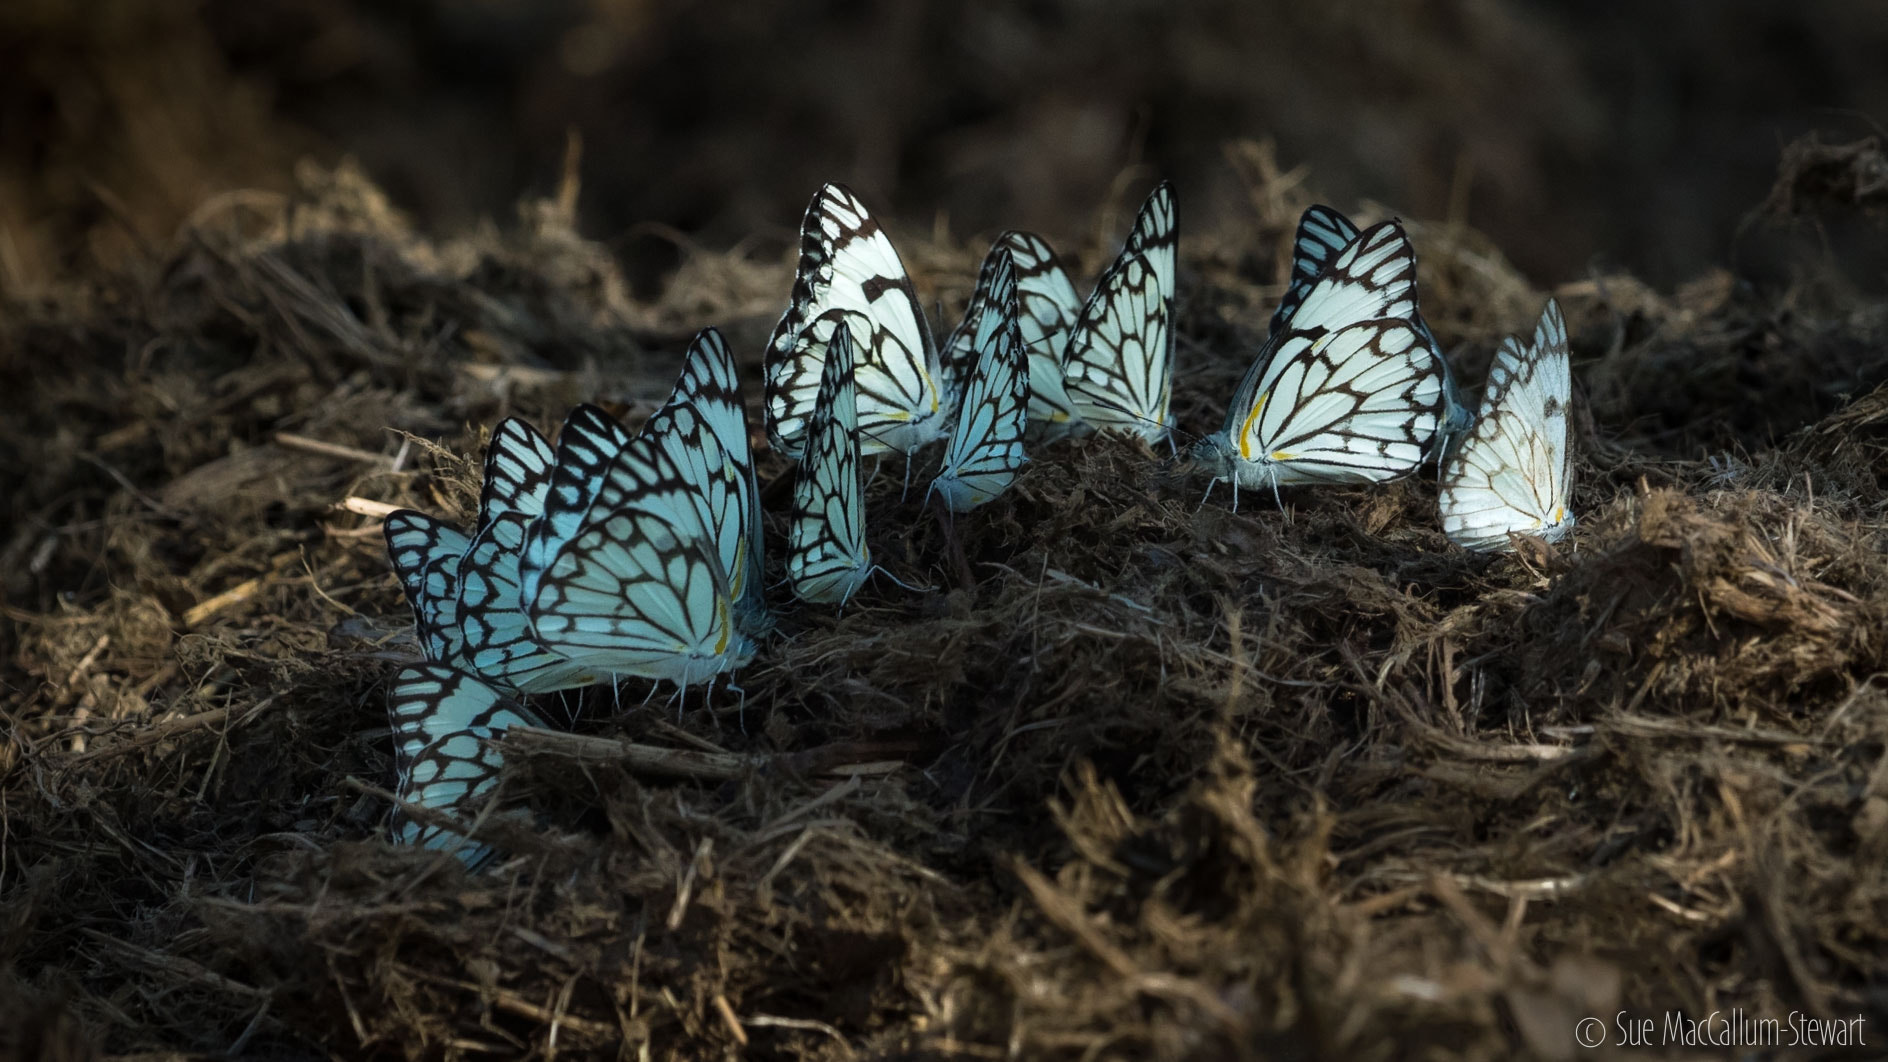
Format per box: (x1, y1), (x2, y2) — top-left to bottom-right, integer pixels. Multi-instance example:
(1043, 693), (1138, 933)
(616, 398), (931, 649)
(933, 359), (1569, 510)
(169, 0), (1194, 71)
(1439, 300), (1575, 551)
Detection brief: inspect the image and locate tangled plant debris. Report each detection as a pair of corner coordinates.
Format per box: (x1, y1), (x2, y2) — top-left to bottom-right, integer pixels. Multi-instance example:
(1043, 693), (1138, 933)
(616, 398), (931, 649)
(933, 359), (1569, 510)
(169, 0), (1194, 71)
(3, 145), (1887, 1060)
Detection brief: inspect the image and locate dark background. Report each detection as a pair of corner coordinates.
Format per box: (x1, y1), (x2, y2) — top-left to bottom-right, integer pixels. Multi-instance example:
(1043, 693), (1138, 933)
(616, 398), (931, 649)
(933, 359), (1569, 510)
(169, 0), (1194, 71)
(3, 0), (1884, 294)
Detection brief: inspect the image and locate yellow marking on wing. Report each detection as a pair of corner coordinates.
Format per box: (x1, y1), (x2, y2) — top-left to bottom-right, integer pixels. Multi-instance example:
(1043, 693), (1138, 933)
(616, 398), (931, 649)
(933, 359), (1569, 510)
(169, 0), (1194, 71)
(714, 598), (731, 655)
(1270, 451), (1294, 461)
(1237, 393), (1270, 460)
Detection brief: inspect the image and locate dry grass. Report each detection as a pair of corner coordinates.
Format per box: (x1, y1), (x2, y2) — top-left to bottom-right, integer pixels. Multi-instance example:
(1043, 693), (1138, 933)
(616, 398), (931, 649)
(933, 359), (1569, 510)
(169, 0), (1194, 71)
(3, 149), (1888, 1060)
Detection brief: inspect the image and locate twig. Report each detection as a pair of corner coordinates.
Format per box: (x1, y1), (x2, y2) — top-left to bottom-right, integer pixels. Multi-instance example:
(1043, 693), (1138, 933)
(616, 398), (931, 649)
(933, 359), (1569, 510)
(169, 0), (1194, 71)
(502, 727), (916, 781)
(274, 432), (393, 466)
(340, 496), (404, 519)
(713, 994), (749, 1047)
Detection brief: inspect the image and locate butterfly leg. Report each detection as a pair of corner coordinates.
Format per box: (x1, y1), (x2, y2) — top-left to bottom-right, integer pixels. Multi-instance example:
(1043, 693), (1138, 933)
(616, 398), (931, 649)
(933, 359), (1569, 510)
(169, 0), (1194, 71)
(930, 492), (976, 589)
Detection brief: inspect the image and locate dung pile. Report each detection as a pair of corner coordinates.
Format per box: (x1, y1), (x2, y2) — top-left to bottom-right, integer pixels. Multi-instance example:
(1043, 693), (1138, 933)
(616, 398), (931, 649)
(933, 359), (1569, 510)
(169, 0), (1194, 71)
(3, 146), (1887, 1060)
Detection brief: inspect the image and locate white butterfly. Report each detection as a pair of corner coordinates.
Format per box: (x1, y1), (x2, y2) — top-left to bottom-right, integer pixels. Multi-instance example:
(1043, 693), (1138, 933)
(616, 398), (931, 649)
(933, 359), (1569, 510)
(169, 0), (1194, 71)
(765, 183), (946, 459)
(1061, 182), (1176, 443)
(1192, 220), (1443, 506)
(787, 316), (873, 604)
(1439, 300), (1575, 550)
(930, 250), (1029, 512)
(384, 510), (472, 666)
(526, 424), (754, 688)
(386, 662), (548, 867)
(944, 231), (1081, 435)
(1272, 205), (1471, 458)
(640, 328), (768, 630)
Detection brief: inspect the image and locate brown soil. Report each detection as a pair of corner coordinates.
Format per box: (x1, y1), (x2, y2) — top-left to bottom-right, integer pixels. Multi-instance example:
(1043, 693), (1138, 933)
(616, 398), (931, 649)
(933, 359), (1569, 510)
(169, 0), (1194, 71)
(3, 142), (1888, 1061)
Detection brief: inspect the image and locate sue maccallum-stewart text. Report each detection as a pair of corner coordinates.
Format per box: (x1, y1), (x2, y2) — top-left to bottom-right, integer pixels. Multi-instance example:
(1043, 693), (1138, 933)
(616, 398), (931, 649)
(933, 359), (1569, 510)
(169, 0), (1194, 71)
(1607, 1010), (1866, 1048)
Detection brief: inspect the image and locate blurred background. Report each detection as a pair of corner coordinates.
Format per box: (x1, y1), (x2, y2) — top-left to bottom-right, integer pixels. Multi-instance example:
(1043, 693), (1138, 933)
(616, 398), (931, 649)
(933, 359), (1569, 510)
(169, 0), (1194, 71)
(2, 0), (1884, 295)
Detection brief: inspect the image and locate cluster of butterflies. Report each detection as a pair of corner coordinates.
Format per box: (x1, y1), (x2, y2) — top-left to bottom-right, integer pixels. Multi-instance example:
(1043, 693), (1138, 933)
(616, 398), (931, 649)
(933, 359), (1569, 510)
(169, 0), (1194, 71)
(377, 182), (1575, 865)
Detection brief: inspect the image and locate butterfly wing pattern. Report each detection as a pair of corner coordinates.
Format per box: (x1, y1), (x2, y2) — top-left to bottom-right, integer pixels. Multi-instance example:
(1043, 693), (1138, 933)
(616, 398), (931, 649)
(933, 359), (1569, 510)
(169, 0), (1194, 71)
(1272, 205), (1471, 460)
(765, 184), (945, 459)
(946, 231), (1080, 434)
(477, 419), (556, 529)
(518, 405), (634, 617)
(788, 318), (873, 604)
(640, 327), (768, 630)
(527, 427), (753, 688)
(386, 662), (549, 867)
(1194, 220), (1443, 503)
(384, 510), (473, 666)
(1439, 300), (1574, 551)
(1061, 182), (1176, 443)
(931, 250), (1029, 512)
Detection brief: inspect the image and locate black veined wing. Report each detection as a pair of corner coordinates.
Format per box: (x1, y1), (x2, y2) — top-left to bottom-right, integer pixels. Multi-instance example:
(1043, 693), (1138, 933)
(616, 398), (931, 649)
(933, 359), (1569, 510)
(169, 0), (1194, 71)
(944, 231), (1081, 435)
(526, 429), (753, 688)
(386, 662), (548, 867)
(1193, 220), (1443, 506)
(1268, 205), (1360, 340)
(639, 327), (768, 630)
(454, 509), (603, 694)
(476, 418), (556, 530)
(787, 315), (873, 604)
(1272, 205), (1472, 461)
(1061, 182), (1176, 444)
(518, 405), (633, 617)
(384, 510), (473, 666)
(930, 250), (1029, 512)
(1439, 299), (1575, 551)
(764, 184), (945, 459)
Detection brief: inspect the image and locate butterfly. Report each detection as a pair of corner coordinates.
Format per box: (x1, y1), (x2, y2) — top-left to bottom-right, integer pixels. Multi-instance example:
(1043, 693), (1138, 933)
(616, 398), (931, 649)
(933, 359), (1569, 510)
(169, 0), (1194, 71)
(1439, 299), (1575, 551)
(945, 231), (1082, 435)
(526, 423), (754, 688)
(787, 316), (874, 604)
(1271, 205), (1471, 457)
(765, 183), (945, 460)
(640, 327), (768, 630)
(384, 510), (472, 666)
(385, 662), (548, 867)
(1192, 219), (1444, 506)
(930, 250), (1029, 512)
(1060, 181), (1177, 444)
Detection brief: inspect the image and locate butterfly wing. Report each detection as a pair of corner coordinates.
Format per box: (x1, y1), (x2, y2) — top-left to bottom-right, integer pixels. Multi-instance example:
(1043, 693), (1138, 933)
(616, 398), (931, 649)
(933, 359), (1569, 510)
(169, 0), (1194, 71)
(454, 511), (602, 693)
(1439, 300), (1574, 550)
(527, 432), (749, 686)
(1000, 231), (1084, 433)
(477, 419), (556, 530)
(764, 184), (943, 458)
(641, 327), (767, 626)
(384, 510), (473, 665)
(932, 251), (1029, 512)
(518, 405), (633, 615)
(1268, 205), (1360, 339)
(945, 232), (1081, 436)
(788, 318), (872, 604)
(1060, 183), (1176, 443)
(386, 662), (548, 866)
(1225, 320), (1442, 484)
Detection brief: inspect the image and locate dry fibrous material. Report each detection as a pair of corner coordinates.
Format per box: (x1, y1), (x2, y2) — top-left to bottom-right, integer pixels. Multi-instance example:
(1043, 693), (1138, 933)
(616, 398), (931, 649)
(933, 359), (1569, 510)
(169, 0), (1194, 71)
(3, 151), (1887, 1060)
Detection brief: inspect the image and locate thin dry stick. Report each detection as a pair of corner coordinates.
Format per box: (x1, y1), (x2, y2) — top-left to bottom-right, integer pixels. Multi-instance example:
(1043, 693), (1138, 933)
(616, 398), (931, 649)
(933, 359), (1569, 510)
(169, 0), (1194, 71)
(273, 432), (392, 466)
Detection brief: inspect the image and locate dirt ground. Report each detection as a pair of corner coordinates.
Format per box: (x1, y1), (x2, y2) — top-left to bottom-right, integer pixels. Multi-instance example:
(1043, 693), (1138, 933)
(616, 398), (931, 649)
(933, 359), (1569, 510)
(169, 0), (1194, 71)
(2, 125), (1887, 1060)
